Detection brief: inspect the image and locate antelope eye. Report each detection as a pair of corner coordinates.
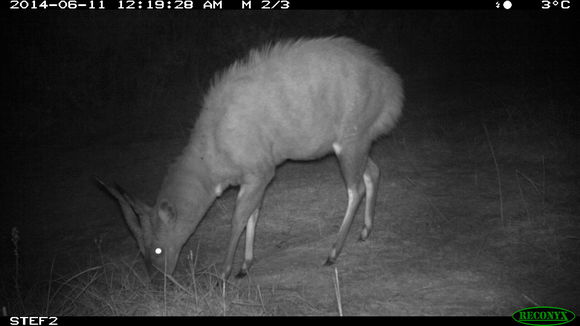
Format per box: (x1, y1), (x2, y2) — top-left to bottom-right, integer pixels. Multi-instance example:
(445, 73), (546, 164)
(154, 247), (163, 255)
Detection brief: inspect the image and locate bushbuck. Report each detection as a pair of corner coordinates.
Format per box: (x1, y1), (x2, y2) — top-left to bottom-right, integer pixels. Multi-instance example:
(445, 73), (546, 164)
(98, 37), (404, 280)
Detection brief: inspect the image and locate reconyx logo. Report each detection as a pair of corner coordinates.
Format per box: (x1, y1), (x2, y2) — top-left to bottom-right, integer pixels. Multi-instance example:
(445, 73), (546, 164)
(512, 306), (576, 326)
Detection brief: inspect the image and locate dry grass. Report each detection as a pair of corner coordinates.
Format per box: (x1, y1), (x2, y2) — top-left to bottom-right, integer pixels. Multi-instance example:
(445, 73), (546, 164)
(1, 241), (336, 316)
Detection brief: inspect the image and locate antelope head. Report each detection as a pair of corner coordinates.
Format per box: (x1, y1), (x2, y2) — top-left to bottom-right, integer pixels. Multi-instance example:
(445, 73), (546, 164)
(95, 178), (186, 280)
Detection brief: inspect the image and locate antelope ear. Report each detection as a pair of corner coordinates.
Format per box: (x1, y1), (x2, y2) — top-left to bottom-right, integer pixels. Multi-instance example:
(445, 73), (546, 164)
(158, 200), (177, 224)
(95, 177), (148, 255)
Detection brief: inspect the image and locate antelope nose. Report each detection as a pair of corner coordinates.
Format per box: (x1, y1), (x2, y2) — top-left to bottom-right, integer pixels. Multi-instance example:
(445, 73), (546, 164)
(145, 263), (163, 282)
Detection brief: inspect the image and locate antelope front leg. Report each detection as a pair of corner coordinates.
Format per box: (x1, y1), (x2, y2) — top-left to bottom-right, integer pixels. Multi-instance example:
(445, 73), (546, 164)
(221, 174), (271, 280)
(236, 207), (260, 278)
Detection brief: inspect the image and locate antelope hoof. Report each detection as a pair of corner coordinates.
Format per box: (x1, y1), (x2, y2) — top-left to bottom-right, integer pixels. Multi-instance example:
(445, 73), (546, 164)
(324, 257), (336, 266)
(235, 269), (248, 279)
(359, 228), (371, 241)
